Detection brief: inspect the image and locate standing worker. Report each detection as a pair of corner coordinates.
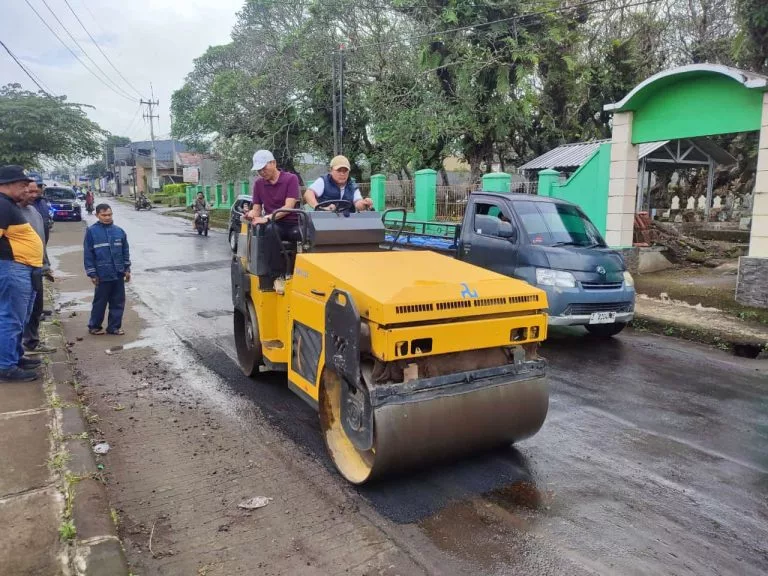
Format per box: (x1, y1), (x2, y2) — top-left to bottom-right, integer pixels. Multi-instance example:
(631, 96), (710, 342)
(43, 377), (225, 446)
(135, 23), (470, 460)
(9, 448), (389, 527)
(0, 166), (44, 382)
(17, 181), (56, 355)
(302, 155), (373, 213)
(83, 203), (131, 336)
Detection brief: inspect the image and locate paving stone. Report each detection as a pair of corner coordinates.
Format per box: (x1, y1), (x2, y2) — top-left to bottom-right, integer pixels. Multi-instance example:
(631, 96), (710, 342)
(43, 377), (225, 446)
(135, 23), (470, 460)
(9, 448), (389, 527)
(0, 487), (65, 576)
(72, 477), (116, 540)
(0, 411), (52, 496)
(61, 406), (86, 436)
(0, 379), (47, 414)
(79, 538), (129, 576)
(65, 438), (97, 477)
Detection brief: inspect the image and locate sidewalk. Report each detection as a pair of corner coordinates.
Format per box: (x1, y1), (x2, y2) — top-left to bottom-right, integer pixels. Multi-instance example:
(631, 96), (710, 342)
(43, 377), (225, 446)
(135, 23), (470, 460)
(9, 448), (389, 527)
(634, 294), (768, 357)
(0, 288), (128, 574)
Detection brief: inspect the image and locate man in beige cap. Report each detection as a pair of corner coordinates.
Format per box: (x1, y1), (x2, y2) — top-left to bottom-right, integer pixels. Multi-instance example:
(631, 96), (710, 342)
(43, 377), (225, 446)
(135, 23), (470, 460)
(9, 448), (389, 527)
(303, 155), (373, 213)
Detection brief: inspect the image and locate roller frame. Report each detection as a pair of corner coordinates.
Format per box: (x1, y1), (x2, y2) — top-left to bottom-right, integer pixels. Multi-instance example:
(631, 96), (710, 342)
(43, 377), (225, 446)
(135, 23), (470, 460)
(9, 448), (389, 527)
(324, 289), (374, 451)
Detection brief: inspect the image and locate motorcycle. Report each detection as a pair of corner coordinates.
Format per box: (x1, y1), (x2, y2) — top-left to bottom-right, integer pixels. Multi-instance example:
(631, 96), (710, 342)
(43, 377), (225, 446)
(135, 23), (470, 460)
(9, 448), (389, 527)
(135, 195), (152, 211)
(85, 200), (94, 215)
(195, 211), (209, 236)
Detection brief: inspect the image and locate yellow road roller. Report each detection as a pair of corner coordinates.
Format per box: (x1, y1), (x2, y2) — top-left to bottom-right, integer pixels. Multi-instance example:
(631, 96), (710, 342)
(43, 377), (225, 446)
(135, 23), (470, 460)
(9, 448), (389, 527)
(230, 206), (549, 484)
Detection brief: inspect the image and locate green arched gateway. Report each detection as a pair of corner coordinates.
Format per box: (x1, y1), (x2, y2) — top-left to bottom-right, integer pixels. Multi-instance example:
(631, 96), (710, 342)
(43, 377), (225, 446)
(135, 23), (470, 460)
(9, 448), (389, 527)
(604, 64), (767, 142)
(602, 64), (768, 308)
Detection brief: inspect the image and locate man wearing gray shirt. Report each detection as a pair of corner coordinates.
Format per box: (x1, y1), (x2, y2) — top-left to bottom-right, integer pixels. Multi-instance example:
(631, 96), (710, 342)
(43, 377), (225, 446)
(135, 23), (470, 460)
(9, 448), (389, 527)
(18, 182), (56, 354)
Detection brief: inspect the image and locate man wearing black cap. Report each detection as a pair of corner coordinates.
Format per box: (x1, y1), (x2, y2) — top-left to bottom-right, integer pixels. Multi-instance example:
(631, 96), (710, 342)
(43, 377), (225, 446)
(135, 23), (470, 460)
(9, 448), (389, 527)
(0, 165), (45, 382)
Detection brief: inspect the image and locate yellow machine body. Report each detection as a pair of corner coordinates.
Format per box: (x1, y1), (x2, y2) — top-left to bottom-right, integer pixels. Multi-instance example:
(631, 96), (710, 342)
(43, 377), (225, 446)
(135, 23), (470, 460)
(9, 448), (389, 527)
(233, 216), (550, 484)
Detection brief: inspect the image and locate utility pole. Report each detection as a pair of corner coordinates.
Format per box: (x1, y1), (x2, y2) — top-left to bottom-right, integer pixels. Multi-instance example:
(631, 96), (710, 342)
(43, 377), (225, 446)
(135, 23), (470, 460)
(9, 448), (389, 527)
(141, 85), (160, 191)
(331, 51), (338, 155)
(338, 44), (345, 154)
(171, 111), (178, 176)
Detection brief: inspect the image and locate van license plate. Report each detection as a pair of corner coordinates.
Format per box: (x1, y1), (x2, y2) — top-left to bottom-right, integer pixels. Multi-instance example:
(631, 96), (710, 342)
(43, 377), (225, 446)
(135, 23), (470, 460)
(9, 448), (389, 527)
(589, 311), (616, 324)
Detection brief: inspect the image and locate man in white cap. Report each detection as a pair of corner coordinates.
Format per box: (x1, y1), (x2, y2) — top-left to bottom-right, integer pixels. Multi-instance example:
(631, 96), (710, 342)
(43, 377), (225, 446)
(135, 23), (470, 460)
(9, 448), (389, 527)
(303, 155), (373, 213)
(245, 148), (302, 257)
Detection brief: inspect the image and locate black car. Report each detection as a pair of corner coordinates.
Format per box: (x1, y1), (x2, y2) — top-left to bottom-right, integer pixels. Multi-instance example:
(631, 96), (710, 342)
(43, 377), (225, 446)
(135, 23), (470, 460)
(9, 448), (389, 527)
(228, 195), (252, 252)
(45, 187), (82, 222)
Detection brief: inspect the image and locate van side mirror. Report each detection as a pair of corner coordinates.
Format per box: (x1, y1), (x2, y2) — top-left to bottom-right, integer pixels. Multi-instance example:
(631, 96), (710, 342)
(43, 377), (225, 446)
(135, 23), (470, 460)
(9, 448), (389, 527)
(497, 221), (517, 242)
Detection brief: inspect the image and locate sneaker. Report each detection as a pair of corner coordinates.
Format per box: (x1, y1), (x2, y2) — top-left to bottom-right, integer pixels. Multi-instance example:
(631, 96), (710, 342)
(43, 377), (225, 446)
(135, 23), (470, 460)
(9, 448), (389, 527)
(0, 367), (39, 383)
(23, 344), (57, 355)
(18, 357), (42, 370)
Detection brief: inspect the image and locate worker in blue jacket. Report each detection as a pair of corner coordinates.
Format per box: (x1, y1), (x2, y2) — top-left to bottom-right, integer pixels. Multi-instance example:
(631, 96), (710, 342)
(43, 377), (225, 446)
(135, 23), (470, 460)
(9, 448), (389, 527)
(83, 203), (131, 335)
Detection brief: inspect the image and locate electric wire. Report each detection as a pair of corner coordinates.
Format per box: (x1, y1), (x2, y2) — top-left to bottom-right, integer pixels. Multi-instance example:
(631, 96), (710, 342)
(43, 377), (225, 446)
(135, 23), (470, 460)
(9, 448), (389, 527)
(0, 38), (55, 96)
(23, 0), (136, 103)
(62, 0), (145, 99)
(344, 0), (659, 51)
(36, 0), (137, 100)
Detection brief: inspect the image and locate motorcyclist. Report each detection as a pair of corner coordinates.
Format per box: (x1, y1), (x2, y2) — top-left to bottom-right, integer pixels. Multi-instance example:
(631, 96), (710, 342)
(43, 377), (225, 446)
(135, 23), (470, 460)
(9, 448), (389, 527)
(192, 192), (210, 229)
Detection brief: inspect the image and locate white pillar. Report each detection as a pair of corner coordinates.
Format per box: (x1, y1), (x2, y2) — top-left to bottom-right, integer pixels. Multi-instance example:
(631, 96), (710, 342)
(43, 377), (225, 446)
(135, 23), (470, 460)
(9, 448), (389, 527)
(749, 92), (768, 257)
(606, 111), (639, 247)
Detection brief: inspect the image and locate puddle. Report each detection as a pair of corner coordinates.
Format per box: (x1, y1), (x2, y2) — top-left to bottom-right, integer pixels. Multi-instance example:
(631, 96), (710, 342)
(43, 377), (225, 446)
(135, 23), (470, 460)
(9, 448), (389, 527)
(56, 290), (95, 313)
(197, 310), (233, 319)
(144, 260), (231, 273)
(485, 480), (552, 512)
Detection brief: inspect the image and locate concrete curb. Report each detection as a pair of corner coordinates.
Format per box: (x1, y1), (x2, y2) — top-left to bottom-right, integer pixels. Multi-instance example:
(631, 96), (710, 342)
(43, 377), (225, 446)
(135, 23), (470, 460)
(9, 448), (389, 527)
(44, 315), (130, 575)
(632, 310), (768, 358)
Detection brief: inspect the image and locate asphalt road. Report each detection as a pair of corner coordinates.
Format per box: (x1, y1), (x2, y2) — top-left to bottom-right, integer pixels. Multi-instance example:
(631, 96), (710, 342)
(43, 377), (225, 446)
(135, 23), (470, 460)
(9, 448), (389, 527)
(51, 200), (768, 575)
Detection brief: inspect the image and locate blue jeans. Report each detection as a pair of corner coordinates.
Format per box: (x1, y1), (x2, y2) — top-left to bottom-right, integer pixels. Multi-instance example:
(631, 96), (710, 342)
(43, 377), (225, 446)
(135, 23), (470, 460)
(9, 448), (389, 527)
(88, 278), (125, 333)
(0, 261), (35, 369)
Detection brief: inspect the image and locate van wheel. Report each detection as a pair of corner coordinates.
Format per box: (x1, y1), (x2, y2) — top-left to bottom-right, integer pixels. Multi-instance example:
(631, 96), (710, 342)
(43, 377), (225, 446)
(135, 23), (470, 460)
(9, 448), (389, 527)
(585, 323), (627, 338)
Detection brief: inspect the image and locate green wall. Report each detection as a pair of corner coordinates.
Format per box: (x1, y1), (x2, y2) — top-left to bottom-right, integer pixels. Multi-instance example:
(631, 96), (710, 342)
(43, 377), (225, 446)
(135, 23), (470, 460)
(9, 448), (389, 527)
(631, 75), (763, 143)
(537, 143), (611, 236)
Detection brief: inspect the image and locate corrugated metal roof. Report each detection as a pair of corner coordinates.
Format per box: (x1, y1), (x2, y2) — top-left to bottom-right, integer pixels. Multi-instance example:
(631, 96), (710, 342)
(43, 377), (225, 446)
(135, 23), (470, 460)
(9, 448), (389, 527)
(519, 140), (609, 171)
(518, 138), (733, 171)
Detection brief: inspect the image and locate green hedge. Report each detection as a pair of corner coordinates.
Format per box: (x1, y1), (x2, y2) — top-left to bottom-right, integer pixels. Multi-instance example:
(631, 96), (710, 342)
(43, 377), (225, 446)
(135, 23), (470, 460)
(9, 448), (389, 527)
(150, 192), (186, 206)
(162, 183), (188, 196)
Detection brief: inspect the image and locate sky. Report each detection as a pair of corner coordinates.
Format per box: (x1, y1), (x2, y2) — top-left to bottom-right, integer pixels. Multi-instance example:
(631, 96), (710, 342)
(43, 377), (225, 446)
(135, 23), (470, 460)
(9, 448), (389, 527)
(0, 0), (243, 143)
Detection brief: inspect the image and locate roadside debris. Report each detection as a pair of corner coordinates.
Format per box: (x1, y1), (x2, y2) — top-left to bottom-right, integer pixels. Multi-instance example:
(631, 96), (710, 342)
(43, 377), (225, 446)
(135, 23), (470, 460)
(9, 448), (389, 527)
(634, 214), (745, 267)
(93, 442), (111, 454)
(238, 496), (273, 510)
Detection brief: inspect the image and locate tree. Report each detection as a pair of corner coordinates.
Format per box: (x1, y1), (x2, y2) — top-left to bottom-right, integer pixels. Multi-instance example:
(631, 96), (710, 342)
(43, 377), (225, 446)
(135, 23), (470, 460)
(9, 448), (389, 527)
(735, 0), (768, 73)
(0, 84), (105, 167)
(85, 160), (106, 179)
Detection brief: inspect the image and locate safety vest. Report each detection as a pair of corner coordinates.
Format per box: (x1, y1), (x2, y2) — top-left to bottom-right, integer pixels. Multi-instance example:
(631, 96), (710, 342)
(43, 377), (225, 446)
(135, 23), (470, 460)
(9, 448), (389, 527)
(322, 174), (357, 210)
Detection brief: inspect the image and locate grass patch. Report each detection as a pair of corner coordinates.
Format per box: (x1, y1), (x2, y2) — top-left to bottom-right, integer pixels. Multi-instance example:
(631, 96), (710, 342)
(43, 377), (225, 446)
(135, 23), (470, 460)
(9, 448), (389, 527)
(58, 520), (76, 541)
(49, 450), (71, 471)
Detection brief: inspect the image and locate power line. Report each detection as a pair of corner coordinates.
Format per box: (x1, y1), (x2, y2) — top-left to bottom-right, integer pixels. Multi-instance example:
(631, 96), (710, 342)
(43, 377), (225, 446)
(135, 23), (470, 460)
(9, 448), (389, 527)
(121, 104), (142, 135)
(36, 0), (137, 101)
(62, 0), (145, 100)
(345, 0), (658, 52)
(0, 38), (54, 96)
(23, 0), (136, 103)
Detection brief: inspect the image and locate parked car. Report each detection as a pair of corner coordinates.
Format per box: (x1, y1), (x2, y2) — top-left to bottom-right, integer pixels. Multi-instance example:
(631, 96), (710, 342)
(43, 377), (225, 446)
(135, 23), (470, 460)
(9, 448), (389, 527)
(44, 187), (82, 222)
(387, 192), (635, 337)
(228, 195), (252, 252)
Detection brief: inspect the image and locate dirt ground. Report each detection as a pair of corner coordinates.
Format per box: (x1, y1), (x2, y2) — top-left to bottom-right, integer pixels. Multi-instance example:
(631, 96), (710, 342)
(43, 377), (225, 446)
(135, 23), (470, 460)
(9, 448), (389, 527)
(635, 260), (768, 325)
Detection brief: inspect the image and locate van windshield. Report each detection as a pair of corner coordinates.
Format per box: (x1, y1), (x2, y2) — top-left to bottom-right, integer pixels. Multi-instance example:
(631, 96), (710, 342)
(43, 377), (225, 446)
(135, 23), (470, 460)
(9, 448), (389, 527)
(45, 188), (77, 201)
(513, 201), (605, 247)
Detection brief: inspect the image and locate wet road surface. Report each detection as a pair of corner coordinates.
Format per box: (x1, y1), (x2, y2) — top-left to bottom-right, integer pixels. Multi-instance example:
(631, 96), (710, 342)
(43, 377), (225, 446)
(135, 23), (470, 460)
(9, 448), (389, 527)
(51, 202), (768, 575)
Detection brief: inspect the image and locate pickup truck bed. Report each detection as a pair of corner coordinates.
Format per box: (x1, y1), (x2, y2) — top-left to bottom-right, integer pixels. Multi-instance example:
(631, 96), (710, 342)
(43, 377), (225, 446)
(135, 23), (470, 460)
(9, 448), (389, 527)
(383, 219), (458, 254)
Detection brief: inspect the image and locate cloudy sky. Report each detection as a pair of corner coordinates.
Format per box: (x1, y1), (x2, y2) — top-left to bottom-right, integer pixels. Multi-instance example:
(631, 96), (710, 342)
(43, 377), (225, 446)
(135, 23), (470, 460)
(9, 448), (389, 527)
(1, 0), (242, 142)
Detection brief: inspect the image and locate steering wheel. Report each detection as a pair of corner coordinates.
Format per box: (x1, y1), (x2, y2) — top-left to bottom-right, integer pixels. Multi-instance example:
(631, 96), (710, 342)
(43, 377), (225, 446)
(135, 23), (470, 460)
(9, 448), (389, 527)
(314, 199), (354, 213)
